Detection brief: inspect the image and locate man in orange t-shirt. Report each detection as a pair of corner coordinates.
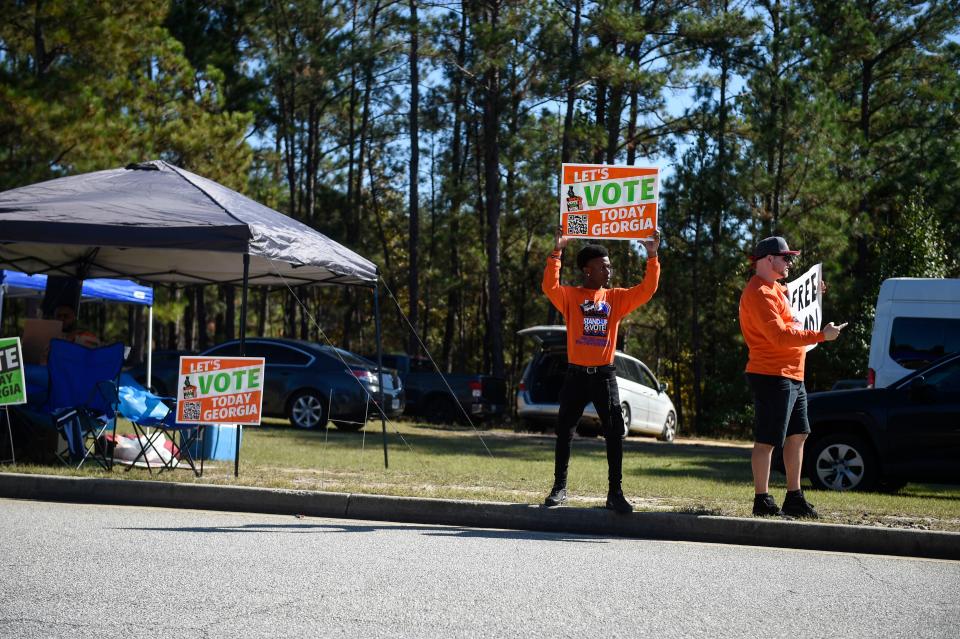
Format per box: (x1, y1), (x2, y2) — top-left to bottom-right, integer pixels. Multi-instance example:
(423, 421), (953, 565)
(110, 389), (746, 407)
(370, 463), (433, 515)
(739, 236), (847, 518)
(542, 225), (661, 513)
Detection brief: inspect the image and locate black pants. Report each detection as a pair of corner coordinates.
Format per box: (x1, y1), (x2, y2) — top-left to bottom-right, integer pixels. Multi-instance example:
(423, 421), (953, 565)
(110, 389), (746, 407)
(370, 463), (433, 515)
(553, 365), (625, 490)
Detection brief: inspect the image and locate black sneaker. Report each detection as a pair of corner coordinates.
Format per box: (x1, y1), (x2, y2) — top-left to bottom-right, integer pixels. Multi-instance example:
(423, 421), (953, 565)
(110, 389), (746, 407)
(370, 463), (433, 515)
(752, 493), (784, 517)
(782, 490), (819, 519)
(605, 490), (633, 514)
(544, 486), (567, 507)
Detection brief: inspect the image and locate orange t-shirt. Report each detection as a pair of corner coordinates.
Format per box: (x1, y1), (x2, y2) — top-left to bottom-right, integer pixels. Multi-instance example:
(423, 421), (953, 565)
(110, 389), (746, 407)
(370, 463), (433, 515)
(739, 275), (824, 380)
(542, 254), (660, 366)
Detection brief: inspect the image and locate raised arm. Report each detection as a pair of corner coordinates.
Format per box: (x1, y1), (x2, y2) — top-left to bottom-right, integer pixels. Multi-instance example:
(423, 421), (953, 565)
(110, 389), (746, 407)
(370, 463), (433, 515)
(542, 225), (568, 312)
(618, 231), (661, 315)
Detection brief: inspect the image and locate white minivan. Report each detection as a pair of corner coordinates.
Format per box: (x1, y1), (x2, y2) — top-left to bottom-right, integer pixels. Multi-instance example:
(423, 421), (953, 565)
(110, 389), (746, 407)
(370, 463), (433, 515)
(867, 278), (960, 388)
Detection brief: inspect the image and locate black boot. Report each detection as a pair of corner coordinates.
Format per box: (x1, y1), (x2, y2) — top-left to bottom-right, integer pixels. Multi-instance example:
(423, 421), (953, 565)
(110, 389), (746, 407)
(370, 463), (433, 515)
(605, 488), (633, 514)
(752, 493), (784, 517)
(781, 490), (819, 518)
(544, 485), (567, 507)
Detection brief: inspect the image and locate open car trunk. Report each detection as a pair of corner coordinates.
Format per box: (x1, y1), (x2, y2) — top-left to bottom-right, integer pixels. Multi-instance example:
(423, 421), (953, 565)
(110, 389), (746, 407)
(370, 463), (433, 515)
(518, 326), (570, 405)
(528, 349), (568, 404)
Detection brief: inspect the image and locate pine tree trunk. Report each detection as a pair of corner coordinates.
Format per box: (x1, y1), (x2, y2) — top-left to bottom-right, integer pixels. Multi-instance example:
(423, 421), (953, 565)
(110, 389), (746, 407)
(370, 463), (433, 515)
(481, 0), (505, 378)
(407, 0), (421, 355)
(441, 5), (468, 371)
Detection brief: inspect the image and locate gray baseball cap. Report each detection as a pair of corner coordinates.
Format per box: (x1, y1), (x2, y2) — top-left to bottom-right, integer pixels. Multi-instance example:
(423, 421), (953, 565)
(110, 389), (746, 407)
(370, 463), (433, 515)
(752, 236), (800, 259)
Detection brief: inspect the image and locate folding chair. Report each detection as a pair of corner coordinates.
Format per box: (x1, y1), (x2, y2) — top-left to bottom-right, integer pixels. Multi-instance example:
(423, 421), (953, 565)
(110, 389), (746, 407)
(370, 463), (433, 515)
(45, 339), (124, 470)
(115, 383), (205, 477)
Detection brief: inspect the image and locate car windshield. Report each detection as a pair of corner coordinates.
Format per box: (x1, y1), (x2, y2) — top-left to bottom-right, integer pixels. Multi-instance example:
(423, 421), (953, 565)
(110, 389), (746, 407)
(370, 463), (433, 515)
(894, 355), (960, 389)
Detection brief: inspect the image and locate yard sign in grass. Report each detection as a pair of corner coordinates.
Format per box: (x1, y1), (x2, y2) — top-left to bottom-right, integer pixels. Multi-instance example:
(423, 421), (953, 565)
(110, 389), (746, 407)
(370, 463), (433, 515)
(560, 163), (659, 241)
(0, 337), (26, 406)
(0, 337), (26, 464)
(176, 356), (266, 424)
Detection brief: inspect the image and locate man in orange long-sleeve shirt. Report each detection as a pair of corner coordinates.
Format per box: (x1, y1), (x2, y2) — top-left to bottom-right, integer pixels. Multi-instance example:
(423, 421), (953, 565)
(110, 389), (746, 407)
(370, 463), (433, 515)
(542, 226), (661, 513)
(739, 236), (847, 518)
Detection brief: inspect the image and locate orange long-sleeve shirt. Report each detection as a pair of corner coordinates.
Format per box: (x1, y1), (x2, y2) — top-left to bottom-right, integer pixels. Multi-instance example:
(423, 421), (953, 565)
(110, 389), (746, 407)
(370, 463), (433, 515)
(739, 275), (824, 380)
(542, 252), (660, 366)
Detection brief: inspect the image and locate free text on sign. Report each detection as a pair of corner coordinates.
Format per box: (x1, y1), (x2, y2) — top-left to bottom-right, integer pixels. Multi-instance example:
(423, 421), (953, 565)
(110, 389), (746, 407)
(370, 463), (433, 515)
(786, 263), (823, 352)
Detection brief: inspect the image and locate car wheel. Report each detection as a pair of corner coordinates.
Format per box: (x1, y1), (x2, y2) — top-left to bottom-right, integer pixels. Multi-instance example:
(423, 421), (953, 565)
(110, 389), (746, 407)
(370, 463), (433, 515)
(423, 396), (459, 424)
(288, 391), (328, 430)
(808, 433), (878, 491)
(620, 402), (632, 436)
(332, 419), (365, 432)
(657, 411), (676, 442)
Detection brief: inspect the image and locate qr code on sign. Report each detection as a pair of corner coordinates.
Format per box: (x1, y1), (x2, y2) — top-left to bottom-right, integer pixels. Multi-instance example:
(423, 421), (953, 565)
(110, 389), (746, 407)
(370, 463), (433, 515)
(182, 401), (201, 421)
(566, 214), (588, 235)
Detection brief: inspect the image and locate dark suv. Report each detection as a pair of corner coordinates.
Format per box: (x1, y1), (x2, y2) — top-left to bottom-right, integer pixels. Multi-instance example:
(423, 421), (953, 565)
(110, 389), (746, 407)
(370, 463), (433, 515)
(803, 352), (960, 491)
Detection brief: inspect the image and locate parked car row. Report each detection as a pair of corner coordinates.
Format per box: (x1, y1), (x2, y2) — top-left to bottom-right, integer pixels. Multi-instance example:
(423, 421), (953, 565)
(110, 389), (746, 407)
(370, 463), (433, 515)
(128, 275), (958, 493)
(134, 338), (405, 431)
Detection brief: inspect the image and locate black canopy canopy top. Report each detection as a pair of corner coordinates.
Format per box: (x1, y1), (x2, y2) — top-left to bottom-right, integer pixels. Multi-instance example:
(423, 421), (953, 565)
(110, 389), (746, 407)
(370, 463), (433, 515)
(0, 160), (377, 287)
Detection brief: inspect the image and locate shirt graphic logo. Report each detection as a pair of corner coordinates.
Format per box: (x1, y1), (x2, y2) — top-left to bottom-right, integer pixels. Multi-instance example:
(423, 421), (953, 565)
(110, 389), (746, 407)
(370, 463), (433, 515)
(580, 300), (611, 317)
(580, 299), (611, 337)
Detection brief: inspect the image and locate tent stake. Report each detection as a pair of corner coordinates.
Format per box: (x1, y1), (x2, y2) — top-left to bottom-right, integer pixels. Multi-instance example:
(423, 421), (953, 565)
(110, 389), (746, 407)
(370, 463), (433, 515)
(374, 280), (388, 469)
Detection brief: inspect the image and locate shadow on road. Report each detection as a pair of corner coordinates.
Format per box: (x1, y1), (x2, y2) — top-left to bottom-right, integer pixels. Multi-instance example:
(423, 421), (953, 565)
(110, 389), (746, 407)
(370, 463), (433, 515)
(114, 521), (608, 543)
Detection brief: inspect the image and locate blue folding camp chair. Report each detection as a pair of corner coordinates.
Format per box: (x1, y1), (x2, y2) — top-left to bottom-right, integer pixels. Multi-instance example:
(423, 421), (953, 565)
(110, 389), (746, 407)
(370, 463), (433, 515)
(45, 339), (124, 470)
(115, 384), (205, 477)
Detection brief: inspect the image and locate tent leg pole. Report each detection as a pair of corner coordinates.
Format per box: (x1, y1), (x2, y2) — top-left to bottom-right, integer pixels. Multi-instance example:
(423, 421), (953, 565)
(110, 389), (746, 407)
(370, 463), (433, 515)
(236, 253), (250, 478)
(146, 305), (153, 389)
(374, 281), (388, 469)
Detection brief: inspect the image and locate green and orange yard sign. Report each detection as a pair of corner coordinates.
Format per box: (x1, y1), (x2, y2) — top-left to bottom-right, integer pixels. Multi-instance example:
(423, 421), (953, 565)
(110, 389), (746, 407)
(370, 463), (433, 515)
(560, 163), (659, 241)
(0, 337), (26, 406)
(176, 356), (265, 425)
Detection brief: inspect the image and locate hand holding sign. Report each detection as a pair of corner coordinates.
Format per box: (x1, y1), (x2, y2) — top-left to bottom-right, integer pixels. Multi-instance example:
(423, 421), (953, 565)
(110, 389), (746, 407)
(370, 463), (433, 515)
(641, 230), (660, 258)
(822, 322), (848, 341)
(554, 225), (569, 252)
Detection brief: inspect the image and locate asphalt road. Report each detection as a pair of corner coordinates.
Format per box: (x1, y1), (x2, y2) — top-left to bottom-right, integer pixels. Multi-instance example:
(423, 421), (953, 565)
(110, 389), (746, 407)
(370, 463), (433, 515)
(1, 499), (957, 638)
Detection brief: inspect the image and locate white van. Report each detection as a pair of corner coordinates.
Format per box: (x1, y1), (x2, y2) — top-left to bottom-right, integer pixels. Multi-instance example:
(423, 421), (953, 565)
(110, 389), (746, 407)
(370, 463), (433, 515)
(867, 278), (960, 388)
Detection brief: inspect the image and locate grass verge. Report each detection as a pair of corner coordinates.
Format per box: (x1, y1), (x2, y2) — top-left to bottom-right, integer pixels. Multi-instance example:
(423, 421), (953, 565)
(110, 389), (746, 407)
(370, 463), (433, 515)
(7, 418), (960, 533)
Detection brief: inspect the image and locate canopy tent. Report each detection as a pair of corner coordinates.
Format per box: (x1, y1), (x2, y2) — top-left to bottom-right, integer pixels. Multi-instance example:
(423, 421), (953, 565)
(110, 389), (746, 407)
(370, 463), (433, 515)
(0, 160), (386, 474)
(0, 160), (377, 286)
(0, 269), (156, 383)
(0, 270), (153, 304)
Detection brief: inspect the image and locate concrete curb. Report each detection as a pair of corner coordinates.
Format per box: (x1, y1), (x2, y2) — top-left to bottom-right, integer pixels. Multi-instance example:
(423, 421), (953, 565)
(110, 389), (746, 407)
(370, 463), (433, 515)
(2, 472), (957, 560)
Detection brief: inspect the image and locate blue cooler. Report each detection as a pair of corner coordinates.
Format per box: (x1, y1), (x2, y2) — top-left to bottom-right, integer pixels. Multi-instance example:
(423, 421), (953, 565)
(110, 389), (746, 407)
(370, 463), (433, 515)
(187, 424), (243, 461)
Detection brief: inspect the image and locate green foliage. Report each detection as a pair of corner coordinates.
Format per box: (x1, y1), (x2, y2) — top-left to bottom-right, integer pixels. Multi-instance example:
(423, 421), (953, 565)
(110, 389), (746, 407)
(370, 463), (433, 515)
(0, 0), (253, 190)
(2, 0), (958, 437)
(878, 190), (954, 280)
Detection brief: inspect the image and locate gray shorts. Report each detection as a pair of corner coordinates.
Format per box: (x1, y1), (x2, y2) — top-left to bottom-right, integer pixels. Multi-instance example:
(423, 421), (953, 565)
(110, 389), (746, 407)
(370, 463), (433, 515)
(745, 373), (810, 446)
